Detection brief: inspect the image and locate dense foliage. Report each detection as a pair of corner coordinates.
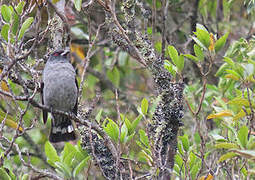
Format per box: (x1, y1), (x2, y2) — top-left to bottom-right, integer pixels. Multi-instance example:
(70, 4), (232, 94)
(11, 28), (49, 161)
(0, 0), (255, 179)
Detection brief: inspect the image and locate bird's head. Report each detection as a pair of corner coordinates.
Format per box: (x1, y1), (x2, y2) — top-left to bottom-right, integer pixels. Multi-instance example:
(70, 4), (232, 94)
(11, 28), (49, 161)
(48, 49), (70, 63)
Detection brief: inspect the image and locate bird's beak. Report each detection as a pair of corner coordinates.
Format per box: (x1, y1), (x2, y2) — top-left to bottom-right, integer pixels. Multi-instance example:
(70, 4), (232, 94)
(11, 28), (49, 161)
(61, 49), (70, 56)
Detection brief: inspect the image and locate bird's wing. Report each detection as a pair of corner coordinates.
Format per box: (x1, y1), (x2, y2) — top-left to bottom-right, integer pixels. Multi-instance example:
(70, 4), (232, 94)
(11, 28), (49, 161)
(72, 79), (79, 115)
(41, 82), (48, 124)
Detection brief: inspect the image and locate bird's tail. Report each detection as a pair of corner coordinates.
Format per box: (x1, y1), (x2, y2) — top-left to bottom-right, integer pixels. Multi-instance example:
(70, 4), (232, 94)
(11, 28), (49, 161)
(49, 114), (77, 143)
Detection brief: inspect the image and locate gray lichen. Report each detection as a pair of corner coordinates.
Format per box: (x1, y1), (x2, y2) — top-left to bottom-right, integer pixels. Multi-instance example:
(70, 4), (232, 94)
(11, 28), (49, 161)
(80, 128), (117, 179)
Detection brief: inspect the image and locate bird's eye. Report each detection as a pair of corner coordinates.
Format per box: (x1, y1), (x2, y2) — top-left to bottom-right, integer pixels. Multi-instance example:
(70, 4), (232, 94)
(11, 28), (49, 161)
(52, 52), (60, 56)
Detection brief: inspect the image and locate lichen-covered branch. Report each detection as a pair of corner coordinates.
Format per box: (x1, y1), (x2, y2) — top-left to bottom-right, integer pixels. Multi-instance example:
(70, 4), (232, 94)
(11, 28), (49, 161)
(96, 0), (185, 178)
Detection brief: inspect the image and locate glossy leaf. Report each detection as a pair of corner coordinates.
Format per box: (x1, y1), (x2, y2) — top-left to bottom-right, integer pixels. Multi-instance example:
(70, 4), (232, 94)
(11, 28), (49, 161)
(215, 32), (229, 53)
(1, 5), (12, 22)
(238, 126), (248, 148)
(167, 45), (179, 67)
(164, 60), (177, 77)
(180, 134), (189, 152)
(103, 118), (119, 142)
(130, 114), (142, 134)
(139, 129), (149, 147)
(73, 156), (90, 177)
(141, 98), (148, 115)
(15, 1), (25, 15)
(74, 0), (82, 11)
(218, 152), (237, 163)
(178, 54), (185, 72)
(1, 24), (10, 42)
(12, 12), (19, 35)
(215, 63), (228, 77)
(95, 109), (103, 124)
(0, 110), (22, 131)
(207, 110), (233, 119)
(233, 109), (246, 121)
(120, 123), (128, 143)
(18, 17), (34, 40)
(225, 74), (240, 81)
(184, 54), (199, 62)
(194, 44), (204, 61)
(225, 69), (241, 79)
(45, 141), (60, 165)
(214, 142), (239, 149)
(228, 97), (250, 107)
(191, 36), (207, 50)
(194, 28), (210, 48)
(55, 161), (71, 178)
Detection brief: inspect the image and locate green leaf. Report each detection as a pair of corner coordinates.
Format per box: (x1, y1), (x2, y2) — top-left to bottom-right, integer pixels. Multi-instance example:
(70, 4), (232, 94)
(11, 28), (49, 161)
(238, 126), (248, 148)
(120, 123), (128, 143)
(106, 66), (120, 87)
(130, 114), (142, 134)
(224, 57), (235, 67)
(15, 1), (25, 15)
(95, 109), (103, 124)
(155, 41), (162, 53)
(62, 143), (84, 167)
(55, 161), (71, 178)
(103, 118), (119, 142)
(164, 60), (177, 77)
(177, 54), (185, 72)
(184, 54), (199, 62)
(209, 132), (227, 142)
(194, 44), (204, 61)
(215, 63), (228, 77)
(12, 12), (19, 35)
(124, 116), (132, 133)
(191, 36), (207, 50)
(174, 154), (183, 168)
(147, 27), (152, 35)
(74, 0), (82, 11)
(215, 32), (229, 53)
(139, 129), (149, 147)
(225, 69), (241, 79)
(189, 151), (197, 168)
(214, 142), (239, 149)
(177, 142), (184, 156)
(1, 24), (10, 42)
(0, 168), (11, 180)
(1, 5), (12, 22)
(191, 161), (201, 180)
(45, 141), (60, 165)
(167, 45), (179, 67)
(18, 17), (34, 40)
(194, 27), (210, 48)
(126, 132), (135, 143)
(141, 98), (148, 115)
(218, 152), (237, 163)
(21, 174), (29, 180)
(73, 156), (90, 177)
(180, 134), (189, 152)
(228, 97), (250, 107)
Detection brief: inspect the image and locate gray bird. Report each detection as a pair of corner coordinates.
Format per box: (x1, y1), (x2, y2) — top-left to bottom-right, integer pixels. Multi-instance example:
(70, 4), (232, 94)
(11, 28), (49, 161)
(41, 50), (78, 143)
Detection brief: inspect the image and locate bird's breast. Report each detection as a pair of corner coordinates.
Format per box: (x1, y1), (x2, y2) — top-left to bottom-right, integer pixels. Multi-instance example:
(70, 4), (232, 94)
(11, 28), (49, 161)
(43, 63), (77, 111)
